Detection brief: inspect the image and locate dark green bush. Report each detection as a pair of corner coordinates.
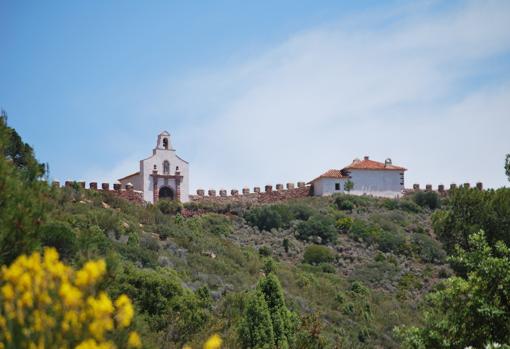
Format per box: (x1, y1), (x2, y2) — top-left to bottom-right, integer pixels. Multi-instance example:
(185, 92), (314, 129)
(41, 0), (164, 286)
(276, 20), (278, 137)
(411, 232), (446, 263)
(200, 213), (233, 236)
(382, 199), (399, 210)
(245, 205), (288, 231)
(413, 191), (441, 210)
(296, 215), (337, 243)
(334, 196), (354, 211)
(303, 245), (334, 265)
(39, 221), (78, 260)
(399, 199), (421, 213)
(157, 199), (183, 215)
(288, 203), (316, 221)
(377, 230), (408, 255)
(320, 263), (335, 273)
(259, 246), (272, 257)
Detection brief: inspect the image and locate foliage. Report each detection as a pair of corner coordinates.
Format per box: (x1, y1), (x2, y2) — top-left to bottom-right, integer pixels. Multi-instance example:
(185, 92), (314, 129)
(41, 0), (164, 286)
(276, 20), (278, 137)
(413, 191), (441, 210)
(410, 233), (446, 263)
(294, 313), (327, 349)
(257, 273), (298, 348)
(335, 217), (353, 233)
(258, 246), (272, 257)
(238, 291), (275, 349)
(334, 195), (354, 211)
(296, 215), (337, 243)
(396, 231), (510, 348)
(245, 205), (287, 231)
(0, 248), (141, 348)
(432, 187), (510, 254)
(344, 180), (354, 193)
(200, 213), (233, 236)
(303, 245), (334, 265)
(39, 221), (78, 260)
(156, 199), (183, 215)
(0, 117), (48, 265)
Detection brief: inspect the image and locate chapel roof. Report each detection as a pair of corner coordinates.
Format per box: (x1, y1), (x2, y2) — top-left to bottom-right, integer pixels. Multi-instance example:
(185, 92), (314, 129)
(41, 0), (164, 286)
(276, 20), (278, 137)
(343, 156), (406, 171)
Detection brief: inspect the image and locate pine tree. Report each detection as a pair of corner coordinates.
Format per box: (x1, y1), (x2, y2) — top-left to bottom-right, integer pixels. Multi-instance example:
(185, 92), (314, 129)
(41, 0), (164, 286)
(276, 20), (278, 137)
(238, 291), (275, 349)
(257, 273), (298, 349)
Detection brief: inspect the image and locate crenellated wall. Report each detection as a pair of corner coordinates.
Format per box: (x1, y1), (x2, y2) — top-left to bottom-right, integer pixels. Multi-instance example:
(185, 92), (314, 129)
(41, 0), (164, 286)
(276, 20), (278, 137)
(404, 182), (484, 196)
(189, 181), (313, 204)
(52, 181), (145, 204)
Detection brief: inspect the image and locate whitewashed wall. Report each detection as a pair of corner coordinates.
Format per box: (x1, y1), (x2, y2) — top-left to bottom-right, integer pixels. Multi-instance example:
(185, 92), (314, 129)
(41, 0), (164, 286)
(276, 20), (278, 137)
(140, 148), (190, 203)
(313, 178), (347, 196)
(349, 169), (403, 198)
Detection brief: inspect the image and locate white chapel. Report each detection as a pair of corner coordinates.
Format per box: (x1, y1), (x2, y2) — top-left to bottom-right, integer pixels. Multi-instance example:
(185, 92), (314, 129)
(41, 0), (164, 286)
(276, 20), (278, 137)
(118, 131), (189, 203)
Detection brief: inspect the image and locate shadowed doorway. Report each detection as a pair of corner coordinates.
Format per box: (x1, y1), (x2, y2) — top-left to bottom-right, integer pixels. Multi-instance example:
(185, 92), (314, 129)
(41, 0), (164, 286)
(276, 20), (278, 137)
(158, 186), (174, 200)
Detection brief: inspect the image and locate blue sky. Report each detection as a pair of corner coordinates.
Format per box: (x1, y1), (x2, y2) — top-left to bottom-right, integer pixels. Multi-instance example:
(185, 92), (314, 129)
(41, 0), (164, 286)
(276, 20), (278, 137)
(1, 0), (510, 190)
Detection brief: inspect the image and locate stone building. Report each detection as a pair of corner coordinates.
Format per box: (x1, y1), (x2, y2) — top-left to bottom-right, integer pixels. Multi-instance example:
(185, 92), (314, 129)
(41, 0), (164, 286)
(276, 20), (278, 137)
(118, 131), (189, 203)
(309, 156), (406, 198)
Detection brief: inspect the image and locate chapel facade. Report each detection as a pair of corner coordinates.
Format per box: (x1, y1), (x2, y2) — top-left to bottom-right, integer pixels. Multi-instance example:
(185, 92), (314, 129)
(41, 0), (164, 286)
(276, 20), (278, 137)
(118, 131), (189, 203)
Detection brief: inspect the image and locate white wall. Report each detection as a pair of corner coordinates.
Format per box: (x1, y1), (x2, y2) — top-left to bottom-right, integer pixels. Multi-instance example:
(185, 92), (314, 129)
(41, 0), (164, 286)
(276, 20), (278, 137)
(313, 178), (347, 196)
(140, 148), (190, 203)
(349, 169), (404, 197)
(118, 173), (143, 191)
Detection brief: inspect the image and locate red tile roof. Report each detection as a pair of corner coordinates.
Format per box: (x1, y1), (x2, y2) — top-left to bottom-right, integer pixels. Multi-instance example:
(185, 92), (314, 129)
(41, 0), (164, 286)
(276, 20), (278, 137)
(308, 169), (349, 183)
(343, 157), (406, 171)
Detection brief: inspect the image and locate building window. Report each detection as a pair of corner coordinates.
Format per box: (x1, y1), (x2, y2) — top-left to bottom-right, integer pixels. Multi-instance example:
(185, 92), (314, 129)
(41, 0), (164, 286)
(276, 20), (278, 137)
(335, 183), (340, 190)
(163, 138), (168, 149)
(163, 161), (170, 174)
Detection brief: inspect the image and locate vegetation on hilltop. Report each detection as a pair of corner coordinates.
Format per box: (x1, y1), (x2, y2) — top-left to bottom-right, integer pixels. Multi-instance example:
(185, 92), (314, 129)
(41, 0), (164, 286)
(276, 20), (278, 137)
(1, 114), (510, 348)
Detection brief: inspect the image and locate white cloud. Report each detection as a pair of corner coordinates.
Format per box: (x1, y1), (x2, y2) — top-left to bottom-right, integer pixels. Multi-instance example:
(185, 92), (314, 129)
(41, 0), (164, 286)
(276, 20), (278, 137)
(102, 0), (510, 191)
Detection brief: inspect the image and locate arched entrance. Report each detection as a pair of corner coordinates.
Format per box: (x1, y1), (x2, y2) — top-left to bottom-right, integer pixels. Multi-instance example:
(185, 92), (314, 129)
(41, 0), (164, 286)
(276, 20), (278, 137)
(158, 186), (174, 200)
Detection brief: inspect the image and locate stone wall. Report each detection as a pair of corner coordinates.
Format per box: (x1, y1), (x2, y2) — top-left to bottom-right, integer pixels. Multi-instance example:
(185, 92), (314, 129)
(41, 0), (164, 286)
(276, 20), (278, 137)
(189, 182), (313, 204)
(404, 182), (484, 196)
(53, 181), (145, 205)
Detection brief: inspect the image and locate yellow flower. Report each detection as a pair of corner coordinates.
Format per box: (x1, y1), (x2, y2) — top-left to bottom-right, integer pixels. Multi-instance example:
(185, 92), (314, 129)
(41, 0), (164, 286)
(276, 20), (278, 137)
(203, 334), (222, 349)
(127, 331), (142, 348)
(1, 284), (15, 300)
(60, 282), (83, 307)
(76, 260), (106, 287)
(115, 294), (134, 328)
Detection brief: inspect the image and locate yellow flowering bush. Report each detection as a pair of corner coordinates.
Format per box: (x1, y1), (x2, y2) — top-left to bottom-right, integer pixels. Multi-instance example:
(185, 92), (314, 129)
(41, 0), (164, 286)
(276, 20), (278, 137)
(0, 248), (141, 349)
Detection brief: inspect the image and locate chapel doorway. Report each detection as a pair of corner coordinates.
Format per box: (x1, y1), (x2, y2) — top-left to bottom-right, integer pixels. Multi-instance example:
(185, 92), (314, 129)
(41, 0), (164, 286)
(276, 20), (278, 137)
(158, 186), (174, 200)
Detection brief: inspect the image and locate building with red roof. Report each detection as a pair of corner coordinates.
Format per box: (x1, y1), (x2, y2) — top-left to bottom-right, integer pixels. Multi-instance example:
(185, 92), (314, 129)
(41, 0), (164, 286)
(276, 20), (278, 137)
(309, 156), (406, 198)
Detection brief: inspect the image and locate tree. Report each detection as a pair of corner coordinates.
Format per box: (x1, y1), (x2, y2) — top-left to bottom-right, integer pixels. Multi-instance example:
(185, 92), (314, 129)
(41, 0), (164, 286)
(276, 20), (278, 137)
(432, 187), (510, 254)
(396, 231), (510, 348)
(0, 116), (48, 264)
(344, 180), (354, 193)
(506, 154), (510, 182)
(257, 273), (298, 349)
(238, 291), (275, 349)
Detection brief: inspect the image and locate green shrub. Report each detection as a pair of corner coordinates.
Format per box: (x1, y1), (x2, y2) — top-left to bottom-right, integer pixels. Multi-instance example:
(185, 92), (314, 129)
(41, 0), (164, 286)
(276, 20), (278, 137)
(413, 191), (441, 210)
(157, 199), (183, 215)
(377, 231), (409, 255)
(303, 245), (334, 265)
(283, 238), (290, 253)
(336, 217), (353, 233)
(320, 263), (336, 273)
(259, 246), (272, 257)
(200, 213), (233, 236)
(288, 203), (316, 221)
(334, 196), (354, 211)
(382, 199), (399, 210)
(296, 215), (337, 243)
(245, 205), (290, 231)
(351, 281), (369, 295)
(39, 221), (78, 260)
(399, 199), (421, 213)
(349, 219), (380, 244)
(411, 233), (446, 263)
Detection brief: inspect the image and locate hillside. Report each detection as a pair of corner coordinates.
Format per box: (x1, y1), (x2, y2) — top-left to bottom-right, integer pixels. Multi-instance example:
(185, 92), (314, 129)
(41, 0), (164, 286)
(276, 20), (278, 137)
(34, 186), (446, 348)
